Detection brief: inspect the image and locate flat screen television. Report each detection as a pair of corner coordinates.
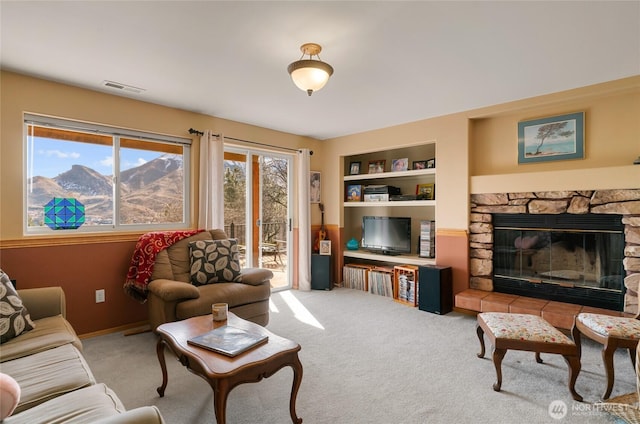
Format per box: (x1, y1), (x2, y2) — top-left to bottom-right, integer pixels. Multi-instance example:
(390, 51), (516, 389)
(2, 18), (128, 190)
(361, 216), (411, 255)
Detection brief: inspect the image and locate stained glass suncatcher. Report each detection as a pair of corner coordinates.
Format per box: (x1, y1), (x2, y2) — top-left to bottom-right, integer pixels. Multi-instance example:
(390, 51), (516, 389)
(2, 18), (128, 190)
(44, 197), (85, 230)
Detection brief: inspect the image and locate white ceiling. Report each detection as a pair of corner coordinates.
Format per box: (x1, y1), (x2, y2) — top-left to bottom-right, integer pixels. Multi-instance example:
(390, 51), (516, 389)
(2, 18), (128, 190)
(1, 1), (638, 140)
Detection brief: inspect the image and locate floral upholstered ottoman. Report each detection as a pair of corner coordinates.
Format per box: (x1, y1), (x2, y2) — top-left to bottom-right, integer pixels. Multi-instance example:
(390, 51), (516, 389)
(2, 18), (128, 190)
(476, 312), (583, 401)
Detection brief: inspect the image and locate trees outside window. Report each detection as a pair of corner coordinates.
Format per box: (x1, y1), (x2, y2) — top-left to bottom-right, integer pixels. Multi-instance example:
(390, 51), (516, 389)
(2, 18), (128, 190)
(223, 155), (288, 243)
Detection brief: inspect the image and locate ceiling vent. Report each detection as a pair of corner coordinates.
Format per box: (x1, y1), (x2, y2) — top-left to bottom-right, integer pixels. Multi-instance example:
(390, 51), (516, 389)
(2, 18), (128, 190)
(101, 80), (145, 94)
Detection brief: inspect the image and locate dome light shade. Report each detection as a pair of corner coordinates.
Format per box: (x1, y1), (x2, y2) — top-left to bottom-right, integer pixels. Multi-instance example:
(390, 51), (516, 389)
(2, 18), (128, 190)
(287, 43), (334, 96)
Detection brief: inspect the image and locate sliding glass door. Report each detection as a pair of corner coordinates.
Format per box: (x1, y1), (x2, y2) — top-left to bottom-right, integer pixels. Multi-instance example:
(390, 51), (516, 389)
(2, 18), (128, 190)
(223, 147), (292, 291)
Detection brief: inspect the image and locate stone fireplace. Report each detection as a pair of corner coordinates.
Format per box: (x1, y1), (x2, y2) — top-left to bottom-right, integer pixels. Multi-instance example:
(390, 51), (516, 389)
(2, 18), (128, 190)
(469, 189), (640, 314)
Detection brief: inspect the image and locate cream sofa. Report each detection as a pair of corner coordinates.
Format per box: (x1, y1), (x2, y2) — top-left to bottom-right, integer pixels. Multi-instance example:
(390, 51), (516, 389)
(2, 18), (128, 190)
(146, 229), (273, 332)
(0, 286), (165, 424)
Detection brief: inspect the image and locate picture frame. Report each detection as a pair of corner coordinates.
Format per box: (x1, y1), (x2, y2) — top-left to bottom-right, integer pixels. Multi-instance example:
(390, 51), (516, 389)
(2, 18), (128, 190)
(518, 112), (584, 164)
(319, 240), (331, 255)
(412, 160), (428, 170)
(426, 158), (435, 169)
(391, 158), (408, 172)
(416, 183), (435, 200)
(346, 184), (362, 202)
(368, 160), (386, 174)
(349, 161), (361, 175)
(310, 171), (321, 203)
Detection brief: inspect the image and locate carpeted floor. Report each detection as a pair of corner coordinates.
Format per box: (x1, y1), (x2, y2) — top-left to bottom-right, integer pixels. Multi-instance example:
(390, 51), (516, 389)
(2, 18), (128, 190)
(83, 288), (635, 423)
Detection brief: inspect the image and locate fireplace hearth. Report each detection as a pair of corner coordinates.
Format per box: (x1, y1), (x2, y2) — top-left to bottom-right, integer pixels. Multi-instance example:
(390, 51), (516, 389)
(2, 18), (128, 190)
(469, 189), (640, 314)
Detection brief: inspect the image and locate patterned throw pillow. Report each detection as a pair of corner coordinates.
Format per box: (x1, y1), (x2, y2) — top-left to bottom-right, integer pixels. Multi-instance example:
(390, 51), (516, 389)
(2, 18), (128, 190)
(0, 270), (35, 344)
(190, 239), (242, 285)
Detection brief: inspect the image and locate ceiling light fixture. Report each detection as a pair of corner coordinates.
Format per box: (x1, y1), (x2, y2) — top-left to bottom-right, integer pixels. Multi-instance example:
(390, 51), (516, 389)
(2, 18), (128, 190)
(287, 43), (334, 96)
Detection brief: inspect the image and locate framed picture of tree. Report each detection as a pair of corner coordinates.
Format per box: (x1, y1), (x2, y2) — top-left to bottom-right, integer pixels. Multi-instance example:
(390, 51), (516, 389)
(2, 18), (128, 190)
(518, 112), (584, 164)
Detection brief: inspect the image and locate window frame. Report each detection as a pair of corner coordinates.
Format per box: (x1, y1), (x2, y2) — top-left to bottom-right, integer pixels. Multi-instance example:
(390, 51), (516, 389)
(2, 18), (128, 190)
(23, 113), (192, 235)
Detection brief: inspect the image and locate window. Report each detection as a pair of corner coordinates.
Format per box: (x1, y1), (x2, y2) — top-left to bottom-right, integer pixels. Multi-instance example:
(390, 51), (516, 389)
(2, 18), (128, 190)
(25, 114), (191, 234)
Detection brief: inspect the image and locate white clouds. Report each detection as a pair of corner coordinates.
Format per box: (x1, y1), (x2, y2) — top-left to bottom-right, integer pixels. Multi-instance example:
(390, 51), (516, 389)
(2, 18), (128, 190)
(99, 156), (113, 167)
(120, 158), (147, 170)
(40, 149), (80, 159)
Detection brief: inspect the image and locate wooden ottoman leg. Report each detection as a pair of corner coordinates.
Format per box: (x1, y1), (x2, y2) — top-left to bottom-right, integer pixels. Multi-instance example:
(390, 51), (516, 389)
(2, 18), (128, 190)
(563, 354), (583, 402)
(492, 348), (507, 392)
(479, 313), (582, 399)
(535, 352), (543, 364)
(571, 321), (582, 357)
(476, 323), (486, 358)
(602, 342), (616, 400)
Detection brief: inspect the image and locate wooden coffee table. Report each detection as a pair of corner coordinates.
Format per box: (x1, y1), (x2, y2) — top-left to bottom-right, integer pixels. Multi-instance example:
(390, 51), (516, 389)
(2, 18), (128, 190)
(155, 313), (303, 424)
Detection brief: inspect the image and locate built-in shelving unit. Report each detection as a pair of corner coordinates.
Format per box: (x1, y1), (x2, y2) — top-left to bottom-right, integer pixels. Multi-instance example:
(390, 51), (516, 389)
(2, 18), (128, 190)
(344, 168), (436, 207)
(344, 168), (435, 182)
(342, 143), (437, 269)
(343, 249), (435, 266)
(344, 200), (436, 208)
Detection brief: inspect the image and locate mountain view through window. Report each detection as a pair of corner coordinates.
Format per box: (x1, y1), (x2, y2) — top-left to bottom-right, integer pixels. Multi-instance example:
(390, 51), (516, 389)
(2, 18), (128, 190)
(26, 119), (189, 232)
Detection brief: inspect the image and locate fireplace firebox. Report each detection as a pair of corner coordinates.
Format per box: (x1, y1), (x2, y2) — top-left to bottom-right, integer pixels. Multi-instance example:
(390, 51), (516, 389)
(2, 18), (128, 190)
(492, 214), (625, 310)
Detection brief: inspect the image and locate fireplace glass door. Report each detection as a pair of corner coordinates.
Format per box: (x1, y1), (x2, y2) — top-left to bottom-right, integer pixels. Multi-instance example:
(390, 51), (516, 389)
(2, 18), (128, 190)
(492, 214), (625, 310)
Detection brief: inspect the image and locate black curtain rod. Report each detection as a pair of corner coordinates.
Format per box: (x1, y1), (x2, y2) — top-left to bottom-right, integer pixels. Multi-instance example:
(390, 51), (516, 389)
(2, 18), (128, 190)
(188, 128), (312, 155)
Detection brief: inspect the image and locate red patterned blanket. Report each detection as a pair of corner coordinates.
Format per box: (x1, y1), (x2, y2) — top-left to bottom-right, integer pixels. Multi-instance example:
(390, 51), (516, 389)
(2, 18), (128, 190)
(124, 229), (204, 302)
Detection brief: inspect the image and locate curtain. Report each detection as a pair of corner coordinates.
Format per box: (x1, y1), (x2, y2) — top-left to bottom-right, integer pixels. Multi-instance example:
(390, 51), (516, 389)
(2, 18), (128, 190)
(198, 131), (224, 230)
(297, 149), (312, 291)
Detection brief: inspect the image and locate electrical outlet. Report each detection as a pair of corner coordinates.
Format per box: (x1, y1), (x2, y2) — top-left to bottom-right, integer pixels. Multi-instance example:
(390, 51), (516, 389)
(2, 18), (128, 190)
(95, 289), (105, 303)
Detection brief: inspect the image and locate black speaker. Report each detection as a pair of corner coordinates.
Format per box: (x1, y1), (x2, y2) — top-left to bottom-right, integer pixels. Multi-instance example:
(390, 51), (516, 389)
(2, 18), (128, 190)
(311, 254), (333, 290)
(418, 266), (452, 314)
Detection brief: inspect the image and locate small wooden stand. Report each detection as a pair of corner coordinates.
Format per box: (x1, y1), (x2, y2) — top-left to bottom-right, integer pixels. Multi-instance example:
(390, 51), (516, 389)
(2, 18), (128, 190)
(393, 265), (419, 307)
(343, 263), (372, 291)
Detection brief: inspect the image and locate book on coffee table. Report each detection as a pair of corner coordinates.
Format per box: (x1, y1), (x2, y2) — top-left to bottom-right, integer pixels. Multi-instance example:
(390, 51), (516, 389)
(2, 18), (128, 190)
(187, 325), (269, 357)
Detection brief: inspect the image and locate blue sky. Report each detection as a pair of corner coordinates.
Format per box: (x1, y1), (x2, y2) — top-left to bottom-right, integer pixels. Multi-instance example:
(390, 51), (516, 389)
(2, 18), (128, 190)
(523, 119), (576, 146)
(30, 137), (161, 178)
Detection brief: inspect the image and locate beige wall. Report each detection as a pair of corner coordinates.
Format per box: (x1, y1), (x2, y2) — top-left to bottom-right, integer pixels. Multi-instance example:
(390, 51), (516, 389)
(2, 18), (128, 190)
(323, 75), (640, 230)
(4, 71), (635, 241)
(0, 71), (320, 334)
(1, 69), (638, 332)
(322, 114), (471, 293)
(468, 76), (640, 194)
(470, 89), (639, 176)
(0, 71), (319, 241)
(323, 113), (470, 231)
(321, 76), (639, 296)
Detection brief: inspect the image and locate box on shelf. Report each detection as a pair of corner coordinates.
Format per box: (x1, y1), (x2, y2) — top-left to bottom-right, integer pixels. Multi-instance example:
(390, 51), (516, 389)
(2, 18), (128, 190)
(364, 193), (389, 202)
(419, 220), (436, 258)
(363, 185), (401, 202)
(342, 264), (371, 291)
(368, 266), (394, 298)
(393, 265), (419, 307)
(363, 185), (401, 195)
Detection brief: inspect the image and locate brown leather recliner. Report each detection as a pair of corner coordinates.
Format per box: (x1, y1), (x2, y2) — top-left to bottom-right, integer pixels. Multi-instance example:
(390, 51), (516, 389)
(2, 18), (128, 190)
(146, 229), (272, 332)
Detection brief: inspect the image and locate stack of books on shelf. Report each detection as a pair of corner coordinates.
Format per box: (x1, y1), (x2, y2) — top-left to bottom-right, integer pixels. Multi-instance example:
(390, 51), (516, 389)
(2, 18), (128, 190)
(419, 220), (436, 258)
(342, 264), (370, 291)
(393, 265), (418, 307)
(367, 267), (394, 298)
